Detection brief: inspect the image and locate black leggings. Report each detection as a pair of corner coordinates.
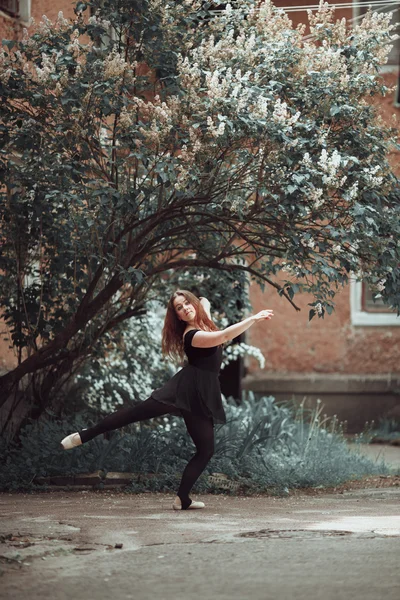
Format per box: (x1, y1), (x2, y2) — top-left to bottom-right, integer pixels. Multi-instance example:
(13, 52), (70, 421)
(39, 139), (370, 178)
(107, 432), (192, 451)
(79, 397), (214, 510)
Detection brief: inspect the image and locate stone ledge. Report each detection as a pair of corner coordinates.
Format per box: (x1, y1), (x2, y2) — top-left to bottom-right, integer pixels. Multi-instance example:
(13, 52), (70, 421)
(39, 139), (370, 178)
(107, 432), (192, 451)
(33, 471), (171, 488)
(33, 471), (236, 490)
(35, 470), (105, 487)
(243, 373), (400, 395)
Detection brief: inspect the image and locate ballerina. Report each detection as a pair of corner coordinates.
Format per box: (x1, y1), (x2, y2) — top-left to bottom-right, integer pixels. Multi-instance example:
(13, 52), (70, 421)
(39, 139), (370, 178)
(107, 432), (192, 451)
(61, 290), (274, 510)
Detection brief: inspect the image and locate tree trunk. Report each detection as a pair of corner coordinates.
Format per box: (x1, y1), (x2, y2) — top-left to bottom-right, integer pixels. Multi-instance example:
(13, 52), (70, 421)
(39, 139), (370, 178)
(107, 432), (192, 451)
(0, 275), (123, 410)
(0, 354), (80, 442)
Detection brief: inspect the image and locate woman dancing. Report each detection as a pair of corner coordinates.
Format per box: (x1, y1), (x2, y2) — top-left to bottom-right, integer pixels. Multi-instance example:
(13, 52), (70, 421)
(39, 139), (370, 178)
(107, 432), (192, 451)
(61, 290), (274, 510)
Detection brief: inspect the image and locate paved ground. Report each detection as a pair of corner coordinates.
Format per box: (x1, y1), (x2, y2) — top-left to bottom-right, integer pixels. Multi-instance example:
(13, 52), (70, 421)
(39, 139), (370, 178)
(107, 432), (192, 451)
(1, 485), (399, 600)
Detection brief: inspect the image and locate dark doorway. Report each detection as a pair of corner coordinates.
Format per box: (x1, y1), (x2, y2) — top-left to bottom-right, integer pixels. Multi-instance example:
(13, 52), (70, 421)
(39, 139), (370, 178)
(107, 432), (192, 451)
(219, 334), (244, 401)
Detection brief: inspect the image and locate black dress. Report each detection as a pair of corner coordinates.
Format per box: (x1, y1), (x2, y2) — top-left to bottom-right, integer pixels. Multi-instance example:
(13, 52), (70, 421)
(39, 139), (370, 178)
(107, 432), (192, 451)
(151, 329), (226, 424)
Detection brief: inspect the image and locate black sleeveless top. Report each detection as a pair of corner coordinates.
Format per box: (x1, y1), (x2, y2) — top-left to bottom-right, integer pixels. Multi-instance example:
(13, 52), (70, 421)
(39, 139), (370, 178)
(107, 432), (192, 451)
(151, 329), (226, 424)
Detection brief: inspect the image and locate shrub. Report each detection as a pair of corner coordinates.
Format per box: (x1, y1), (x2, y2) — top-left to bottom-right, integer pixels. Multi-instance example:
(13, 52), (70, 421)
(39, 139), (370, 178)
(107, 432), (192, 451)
(0, 393), (392, 493)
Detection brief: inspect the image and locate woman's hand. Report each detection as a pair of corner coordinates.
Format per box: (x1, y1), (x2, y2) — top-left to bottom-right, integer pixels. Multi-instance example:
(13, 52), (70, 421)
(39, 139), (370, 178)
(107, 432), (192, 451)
(252, 309), (274, 321)
(199, 296), (211, 318)
(199, 296), (210, 306)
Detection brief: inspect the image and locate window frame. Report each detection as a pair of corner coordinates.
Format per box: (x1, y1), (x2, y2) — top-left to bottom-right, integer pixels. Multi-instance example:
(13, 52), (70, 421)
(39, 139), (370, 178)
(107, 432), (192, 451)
(0, 0), (30, 23)
(0, 0), (19, 18)
(350, 279), (400, 326)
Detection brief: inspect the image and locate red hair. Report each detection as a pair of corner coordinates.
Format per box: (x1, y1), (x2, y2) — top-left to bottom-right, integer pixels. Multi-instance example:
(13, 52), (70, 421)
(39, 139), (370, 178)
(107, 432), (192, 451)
(162, 290), (219, 362)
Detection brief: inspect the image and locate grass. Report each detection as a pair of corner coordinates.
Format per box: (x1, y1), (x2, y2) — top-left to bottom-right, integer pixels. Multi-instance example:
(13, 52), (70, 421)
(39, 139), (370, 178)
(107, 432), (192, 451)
(0, 393), (393, 493)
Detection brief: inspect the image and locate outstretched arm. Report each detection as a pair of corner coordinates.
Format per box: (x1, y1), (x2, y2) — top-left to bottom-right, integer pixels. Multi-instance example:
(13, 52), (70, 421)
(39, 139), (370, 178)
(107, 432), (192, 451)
(191, 309), (274, 348)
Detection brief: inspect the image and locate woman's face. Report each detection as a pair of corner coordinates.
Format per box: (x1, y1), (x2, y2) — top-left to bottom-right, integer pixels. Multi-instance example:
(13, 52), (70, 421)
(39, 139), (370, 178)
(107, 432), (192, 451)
(173, 294), (196, 324)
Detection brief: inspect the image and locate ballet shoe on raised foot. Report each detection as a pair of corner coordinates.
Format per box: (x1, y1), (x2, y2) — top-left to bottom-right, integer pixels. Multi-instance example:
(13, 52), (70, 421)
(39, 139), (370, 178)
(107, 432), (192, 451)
(60, 432), (82, 450)
(172, 497), (205, 511)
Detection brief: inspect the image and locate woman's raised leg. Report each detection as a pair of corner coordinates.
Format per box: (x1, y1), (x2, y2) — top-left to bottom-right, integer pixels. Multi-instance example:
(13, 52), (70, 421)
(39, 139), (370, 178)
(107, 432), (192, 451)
(61, 397), (175, 448)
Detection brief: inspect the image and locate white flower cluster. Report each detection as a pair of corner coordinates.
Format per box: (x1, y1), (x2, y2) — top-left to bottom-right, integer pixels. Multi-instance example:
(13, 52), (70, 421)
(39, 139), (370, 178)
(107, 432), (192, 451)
(35, 51), (61, 83)
(300, 237), (316, 249)
(376, 278), (386, 292)
(221, 342), (266, 370)
(99, 125), (111, 147)
(177, 57), (202, 90)
(310, 188), (324, 210)
(314, 302), (323, 315)
(252, 95), (269, 119)
(253, 0), (294, 41)
(66, 30), (81, 58)
(272, 98), (288, 124)
(207, 115), (227, 138)
(75, 303), (168, 412)
(204, 65), (253, 112)
(347, 181), (359, 200)
(362, 166), (383, 189)
(271, 99), (300, 126)
(304, 43), (346, 79)
(317, 149), (341, 184)
(87, 14), (112, 30)
(103, 51), (129, 79)
(0, 48), (12, 84)
(37, 15), (53, 36)
(56, 11), (70, 28)
(119, 106), (134, 130)
(354, 10), (396, 69)
(126, 94), (175, 147)
(306, 1), (395, 75)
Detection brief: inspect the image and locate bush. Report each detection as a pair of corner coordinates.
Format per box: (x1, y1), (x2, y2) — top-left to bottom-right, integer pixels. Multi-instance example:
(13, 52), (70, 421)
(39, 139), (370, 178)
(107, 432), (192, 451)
(353, 417), (400, 444)
(0, 393), (392, 493)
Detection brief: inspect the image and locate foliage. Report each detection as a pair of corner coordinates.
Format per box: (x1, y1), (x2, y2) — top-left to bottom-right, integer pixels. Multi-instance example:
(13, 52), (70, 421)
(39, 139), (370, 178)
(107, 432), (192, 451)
(0, 393), (393, 493)
(73, 301), (170, 412)
(0, 1), (399, 411)
(353, 416), (400, 444)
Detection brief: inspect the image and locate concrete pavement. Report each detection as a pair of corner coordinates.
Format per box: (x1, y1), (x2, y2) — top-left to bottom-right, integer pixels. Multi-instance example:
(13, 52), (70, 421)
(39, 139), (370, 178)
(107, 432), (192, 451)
(0, 486), (399, 600)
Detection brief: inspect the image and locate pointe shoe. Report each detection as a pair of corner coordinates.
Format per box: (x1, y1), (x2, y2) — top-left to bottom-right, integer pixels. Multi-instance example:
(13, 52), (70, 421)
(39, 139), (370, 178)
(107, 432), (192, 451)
(60, 432), (82, 450)
(172, 497), (205, 510)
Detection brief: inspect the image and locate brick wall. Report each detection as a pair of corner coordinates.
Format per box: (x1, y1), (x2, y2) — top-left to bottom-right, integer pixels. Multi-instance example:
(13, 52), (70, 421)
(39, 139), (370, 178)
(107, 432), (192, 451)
(248, 278), (400, 376)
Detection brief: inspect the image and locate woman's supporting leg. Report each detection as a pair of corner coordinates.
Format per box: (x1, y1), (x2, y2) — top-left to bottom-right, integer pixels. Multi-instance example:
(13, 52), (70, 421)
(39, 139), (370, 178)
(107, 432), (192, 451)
(79, 397), (175, 444)
(177, 412), (214, 509)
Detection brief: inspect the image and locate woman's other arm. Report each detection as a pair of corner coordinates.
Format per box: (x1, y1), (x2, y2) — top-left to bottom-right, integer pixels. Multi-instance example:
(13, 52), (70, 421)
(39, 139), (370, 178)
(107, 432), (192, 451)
(191, 310), (274, 348)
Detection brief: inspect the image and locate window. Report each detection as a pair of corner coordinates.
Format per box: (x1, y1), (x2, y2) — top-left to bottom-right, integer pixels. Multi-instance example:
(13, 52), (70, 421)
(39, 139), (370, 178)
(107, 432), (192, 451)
(361, 283), (394, 314)
(0, 0), (19, 18)
(350, 279), (400, 326)
(0, 0), (30, 22)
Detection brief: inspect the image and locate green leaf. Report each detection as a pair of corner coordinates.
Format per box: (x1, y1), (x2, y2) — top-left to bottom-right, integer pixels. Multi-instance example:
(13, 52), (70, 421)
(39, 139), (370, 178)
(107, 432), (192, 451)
(2, 39), (15, 50)
(75, 2), (88, 12)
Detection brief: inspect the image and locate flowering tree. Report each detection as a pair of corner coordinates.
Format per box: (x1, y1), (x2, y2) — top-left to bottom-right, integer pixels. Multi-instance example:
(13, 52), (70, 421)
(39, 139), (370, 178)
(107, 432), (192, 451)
(0, 0), (399, 431)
